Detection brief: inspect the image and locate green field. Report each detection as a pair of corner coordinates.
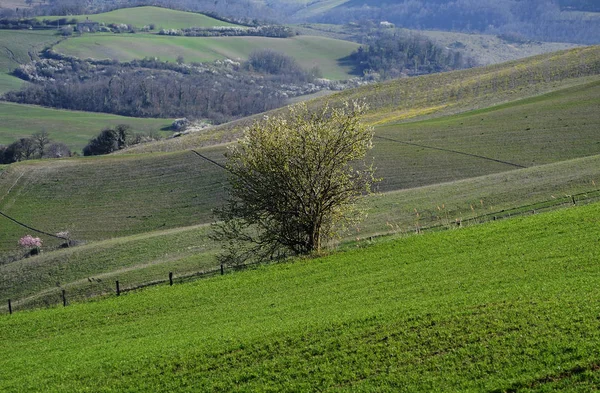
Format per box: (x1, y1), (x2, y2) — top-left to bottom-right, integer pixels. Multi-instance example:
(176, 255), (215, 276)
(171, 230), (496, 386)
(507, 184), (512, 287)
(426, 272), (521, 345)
(0, 30), (59, 73)
(1, 201), (599, 391)
(53, 34), (360, 80)
(42, 6), (237, 30)
(1, 79), (598, 250)
(0, 102), (172, 151)
(2, 151), (599, 310)
(0, 74), (25, 94)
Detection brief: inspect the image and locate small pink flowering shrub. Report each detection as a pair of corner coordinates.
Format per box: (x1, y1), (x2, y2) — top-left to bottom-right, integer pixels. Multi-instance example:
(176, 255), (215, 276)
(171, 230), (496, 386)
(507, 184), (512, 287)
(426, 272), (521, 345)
(19, 235), (43, 249)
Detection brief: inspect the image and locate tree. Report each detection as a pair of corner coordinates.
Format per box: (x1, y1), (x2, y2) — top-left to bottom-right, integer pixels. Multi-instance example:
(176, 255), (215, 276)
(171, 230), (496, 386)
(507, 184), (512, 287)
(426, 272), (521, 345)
(212, 101), (378, 265)
(32, 130), (51, 158)
(82, 124), (131, 156)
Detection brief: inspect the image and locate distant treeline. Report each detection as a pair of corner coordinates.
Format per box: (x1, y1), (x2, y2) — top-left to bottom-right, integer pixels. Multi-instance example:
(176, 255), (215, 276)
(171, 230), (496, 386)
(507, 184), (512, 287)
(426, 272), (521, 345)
(316, 0), (600, 44)
(349, 31), (476, 79)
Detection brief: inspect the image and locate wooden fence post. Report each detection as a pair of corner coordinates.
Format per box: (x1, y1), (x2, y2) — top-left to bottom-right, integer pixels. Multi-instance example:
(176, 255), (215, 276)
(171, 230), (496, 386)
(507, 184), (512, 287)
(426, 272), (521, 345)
(169, 272), (173, 286)
(116, 281), (120, 296)
(8, 299), (12, 315)
(62, 289), (67, 307)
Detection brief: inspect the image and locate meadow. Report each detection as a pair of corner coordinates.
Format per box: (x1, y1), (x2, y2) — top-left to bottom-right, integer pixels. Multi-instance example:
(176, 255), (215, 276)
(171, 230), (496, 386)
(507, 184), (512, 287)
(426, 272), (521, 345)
(2, 151), (598, 311)
(53, 34), (360, 80)
(1, 201), (598, 391)
(42, 6), (237, 30)
(1, 78), (597, 250)
(0, 102), (172, 151)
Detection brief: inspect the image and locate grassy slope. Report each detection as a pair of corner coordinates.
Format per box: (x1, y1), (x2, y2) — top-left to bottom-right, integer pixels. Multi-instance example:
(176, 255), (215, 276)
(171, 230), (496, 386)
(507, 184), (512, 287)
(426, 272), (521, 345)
(0, 73), (25, 94)
(2, 153), (599, 310)
(0, 30), (59, 73)
(0, 102), (172, 151)
(42, 6), (237, 29)
(1, 79), (597, 251)
(128, 45), (600, 153)
(1, 202), (599, 391)
(54, 34), (360, 80)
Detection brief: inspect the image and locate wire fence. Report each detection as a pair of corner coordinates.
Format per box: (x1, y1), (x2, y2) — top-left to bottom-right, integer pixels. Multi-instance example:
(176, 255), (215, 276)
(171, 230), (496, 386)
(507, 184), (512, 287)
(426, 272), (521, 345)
(3, 188), (600, 315)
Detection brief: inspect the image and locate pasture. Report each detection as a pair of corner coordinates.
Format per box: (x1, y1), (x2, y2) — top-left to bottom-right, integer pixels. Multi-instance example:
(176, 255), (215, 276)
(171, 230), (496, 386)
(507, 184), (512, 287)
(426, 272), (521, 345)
(2, 150), (598, 310)
(41, 6), (237, 30)
(0, 102), (172, 151)
(1, 201), (599, 391)
(53, 34), (361, 80)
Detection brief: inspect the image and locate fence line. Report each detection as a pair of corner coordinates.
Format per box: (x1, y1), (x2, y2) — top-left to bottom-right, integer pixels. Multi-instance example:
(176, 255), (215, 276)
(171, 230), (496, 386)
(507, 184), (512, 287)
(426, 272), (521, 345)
(3, 188), (599, 315)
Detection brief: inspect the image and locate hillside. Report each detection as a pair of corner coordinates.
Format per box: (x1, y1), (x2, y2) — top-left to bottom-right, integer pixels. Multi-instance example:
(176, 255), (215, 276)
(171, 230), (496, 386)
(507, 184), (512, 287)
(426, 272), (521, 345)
(1, 201), (599, 391)
(0, 102), (172, 150)
(1, 77), (598, 250)
(125, 45), (600, 153)
(42, 6), (237, 30)
(53, 34), (360, 80)
(2, 152), (599, 310)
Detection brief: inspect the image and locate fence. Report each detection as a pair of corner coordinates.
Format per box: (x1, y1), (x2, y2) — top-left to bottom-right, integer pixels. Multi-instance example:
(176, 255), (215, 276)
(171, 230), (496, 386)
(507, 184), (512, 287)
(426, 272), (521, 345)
(3, 188), (600, 315)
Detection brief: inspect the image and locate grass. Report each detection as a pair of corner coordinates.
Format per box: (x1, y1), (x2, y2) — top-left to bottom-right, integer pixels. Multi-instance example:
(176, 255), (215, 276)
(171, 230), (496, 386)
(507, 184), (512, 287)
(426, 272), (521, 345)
(42, 6), (237, 30)
(0, 148), (228, 251)
(0, 102), (173, 151)
(127, 46), (600, 153)
(0, 201), (599, 391)
(53, 34), (360, 80)
(0, 77), (597, 251)
(0, 73), (25, 94)
(2, 152), (598, 310)
(0, 30), (60, 73)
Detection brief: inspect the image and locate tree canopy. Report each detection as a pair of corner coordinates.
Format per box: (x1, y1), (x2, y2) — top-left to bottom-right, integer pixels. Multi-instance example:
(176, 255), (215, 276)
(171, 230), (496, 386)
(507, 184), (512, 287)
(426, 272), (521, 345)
(212, 102), (378, 265)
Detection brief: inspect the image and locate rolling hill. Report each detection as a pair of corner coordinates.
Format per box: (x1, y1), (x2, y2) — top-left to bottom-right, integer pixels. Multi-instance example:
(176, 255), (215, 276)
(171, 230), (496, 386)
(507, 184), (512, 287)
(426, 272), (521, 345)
(53, 34), (360, 80)
(1, 46), (599, 311)
(1, 201), (599, 391)
(42, 6), (237, 30)
(0, 102), (172, 150)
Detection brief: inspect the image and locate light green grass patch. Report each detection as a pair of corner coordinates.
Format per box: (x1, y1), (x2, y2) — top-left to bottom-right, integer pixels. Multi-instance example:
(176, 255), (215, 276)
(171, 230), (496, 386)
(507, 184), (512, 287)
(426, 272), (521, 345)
(0, 102), (172, 151)
(0, 30), (59, 73)
(0, 73), (26, 94)
(42, 6), (237, 30)
(0, 201), (599, 391)
(53, 34), (360, 80)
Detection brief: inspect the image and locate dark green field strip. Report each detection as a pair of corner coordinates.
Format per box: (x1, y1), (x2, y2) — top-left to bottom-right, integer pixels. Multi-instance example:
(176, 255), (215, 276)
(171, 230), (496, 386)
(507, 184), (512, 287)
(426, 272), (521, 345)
(0, 202), (598, 391)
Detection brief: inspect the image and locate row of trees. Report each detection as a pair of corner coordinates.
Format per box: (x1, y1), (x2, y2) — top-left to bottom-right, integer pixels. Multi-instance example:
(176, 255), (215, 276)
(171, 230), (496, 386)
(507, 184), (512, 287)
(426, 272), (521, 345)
(0, 131), (70, 164)
(82, 124), (159, 156)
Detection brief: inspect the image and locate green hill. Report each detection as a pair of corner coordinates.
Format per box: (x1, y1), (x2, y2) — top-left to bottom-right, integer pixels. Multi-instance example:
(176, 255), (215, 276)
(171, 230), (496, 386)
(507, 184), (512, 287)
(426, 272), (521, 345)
(1, 201), (599, 391)
(53, 34), (360, 80)
(42, 6), (237, 30)
(0, 102), (172, 151)
(2, 153), (598, 311)
(1, 78), (598, 252)
(0, 30), (60, 94)
(1, 47), (599, 311)
(130, 46), (600, 153)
